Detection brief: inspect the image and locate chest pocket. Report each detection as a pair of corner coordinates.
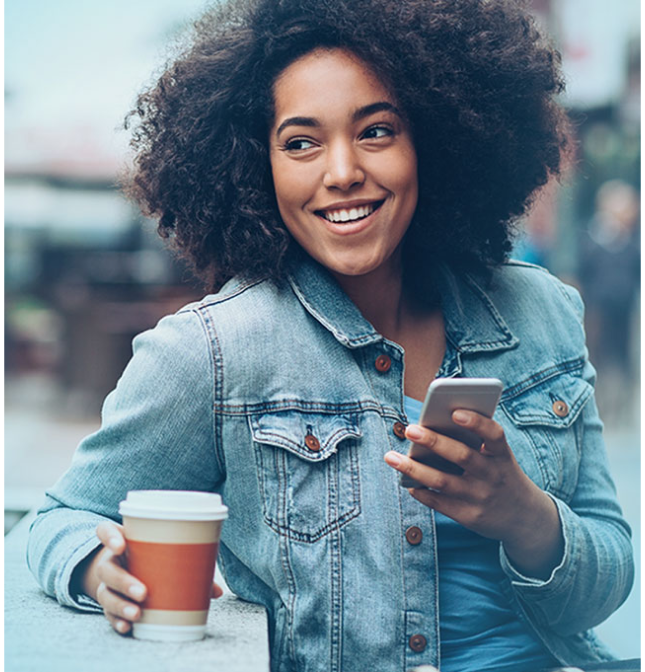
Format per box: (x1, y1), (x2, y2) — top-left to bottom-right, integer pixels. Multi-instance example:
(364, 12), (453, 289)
(250, 411), (363, 542)
(500, 372), (594, 501)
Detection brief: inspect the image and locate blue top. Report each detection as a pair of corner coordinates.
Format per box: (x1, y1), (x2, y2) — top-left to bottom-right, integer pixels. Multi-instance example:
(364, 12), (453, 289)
(404, 395), (559, 672)
(27, 257), (633, 672)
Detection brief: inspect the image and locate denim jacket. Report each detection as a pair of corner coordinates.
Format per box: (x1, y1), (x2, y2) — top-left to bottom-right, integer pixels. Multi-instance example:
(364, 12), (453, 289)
(28, 257), (634, 672)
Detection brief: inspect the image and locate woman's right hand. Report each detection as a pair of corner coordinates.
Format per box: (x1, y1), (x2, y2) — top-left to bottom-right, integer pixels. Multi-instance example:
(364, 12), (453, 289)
(80, 521), (147, 635)
(79, 521), (225, 635)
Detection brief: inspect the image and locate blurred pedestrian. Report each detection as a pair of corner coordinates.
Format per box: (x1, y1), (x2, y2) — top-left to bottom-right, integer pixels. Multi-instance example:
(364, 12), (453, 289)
(578, 180), (640, 424)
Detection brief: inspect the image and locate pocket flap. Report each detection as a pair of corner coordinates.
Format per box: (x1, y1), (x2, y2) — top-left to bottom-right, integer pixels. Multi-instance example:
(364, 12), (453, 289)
(249, 412), (362, 462)
(501, 374), (593, 429)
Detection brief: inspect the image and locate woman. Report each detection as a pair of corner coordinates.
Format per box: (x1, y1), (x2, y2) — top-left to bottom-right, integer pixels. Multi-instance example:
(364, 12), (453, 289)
(27, 1), (634, 671)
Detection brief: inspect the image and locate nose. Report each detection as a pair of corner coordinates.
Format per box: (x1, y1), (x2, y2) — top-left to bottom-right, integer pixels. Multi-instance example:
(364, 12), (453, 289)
(323, 141), (365, 191)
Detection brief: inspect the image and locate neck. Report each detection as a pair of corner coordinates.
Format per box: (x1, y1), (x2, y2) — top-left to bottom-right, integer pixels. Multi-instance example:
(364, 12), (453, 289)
(331, 260), (406, 340)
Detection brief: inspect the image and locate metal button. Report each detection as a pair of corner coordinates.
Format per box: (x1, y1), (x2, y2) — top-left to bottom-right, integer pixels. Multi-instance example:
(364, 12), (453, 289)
(552, 400), (569, 418)
(405, 526), (423, 545)
(375, 354), (392, 373)
(409, 634), (427, 652)
(393, 422), (407, 440)
(304, 434), (321, 451)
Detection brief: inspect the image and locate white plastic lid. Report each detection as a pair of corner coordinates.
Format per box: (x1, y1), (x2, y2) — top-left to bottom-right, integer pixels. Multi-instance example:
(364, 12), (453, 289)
(119, 490), (229, 521)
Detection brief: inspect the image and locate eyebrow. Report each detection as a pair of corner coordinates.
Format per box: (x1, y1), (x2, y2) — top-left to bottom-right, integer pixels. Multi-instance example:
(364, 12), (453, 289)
(275, 101), (401, 137)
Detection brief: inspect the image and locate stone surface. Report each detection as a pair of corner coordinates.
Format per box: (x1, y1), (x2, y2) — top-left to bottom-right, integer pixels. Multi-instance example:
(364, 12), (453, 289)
(5, 514), (270, 672)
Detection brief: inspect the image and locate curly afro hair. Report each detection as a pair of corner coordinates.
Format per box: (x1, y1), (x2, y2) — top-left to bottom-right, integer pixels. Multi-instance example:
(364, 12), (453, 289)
(124, 0), (568, 292)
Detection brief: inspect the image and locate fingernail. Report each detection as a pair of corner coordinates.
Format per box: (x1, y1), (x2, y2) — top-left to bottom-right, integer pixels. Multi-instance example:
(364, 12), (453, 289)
(452, 410), (469, 424)
(107, 537), (121, 551)
(123, 606), (138, 619)
(405, 424), (423, 440)
(384, 451), (402, 467)
(129, 584), (145, 600)
(116, 620), (129, 633)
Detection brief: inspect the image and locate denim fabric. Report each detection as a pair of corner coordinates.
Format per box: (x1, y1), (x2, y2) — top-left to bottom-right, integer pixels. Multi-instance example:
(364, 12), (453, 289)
(27, 257), (634, 672)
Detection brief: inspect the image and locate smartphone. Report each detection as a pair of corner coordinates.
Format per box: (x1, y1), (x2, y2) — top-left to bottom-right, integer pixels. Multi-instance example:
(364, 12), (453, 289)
(400, 377), (503, 488)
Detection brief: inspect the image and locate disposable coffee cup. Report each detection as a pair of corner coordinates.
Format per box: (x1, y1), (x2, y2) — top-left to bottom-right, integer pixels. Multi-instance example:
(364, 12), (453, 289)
(119, 490), (228, 642)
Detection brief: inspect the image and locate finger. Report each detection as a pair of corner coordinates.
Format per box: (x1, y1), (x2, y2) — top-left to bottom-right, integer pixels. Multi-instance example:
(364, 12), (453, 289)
(409, 487), (469, 524)
(96, 555), (147, 603)
(405, 424), (484, 474)
(408, 486), (442, 509)
(96, 522), (126, 556)
(212, 582), (224, 599)
(96, 581), (142, 624)
(105, 611), (133, 635)
(452, 410), (508, 456)
(384, 451), (455, 493)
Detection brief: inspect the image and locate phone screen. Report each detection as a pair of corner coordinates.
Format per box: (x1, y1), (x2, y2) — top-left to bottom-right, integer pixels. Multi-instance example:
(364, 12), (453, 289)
(400, 377), (503, 487)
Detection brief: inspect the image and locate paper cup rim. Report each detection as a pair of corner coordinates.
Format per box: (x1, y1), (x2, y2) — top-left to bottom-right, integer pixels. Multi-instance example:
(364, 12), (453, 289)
(119, 490), (228, 521)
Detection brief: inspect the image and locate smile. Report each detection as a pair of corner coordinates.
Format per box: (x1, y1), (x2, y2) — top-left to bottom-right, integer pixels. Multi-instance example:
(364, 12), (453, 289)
(316, 201), (384, 224)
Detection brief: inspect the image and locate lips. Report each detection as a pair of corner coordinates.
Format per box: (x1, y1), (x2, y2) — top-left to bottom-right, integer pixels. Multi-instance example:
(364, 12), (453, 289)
(315, 200), (384, 224)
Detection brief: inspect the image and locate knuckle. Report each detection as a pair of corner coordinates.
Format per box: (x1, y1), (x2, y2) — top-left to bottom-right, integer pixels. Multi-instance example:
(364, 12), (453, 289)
(471, 509), (485, 527)
(95, 553), (111, 576)
(96, 581), (107, 602)
(96, 521), (114, 540)
(491, 424), (505, 442)
(433, 474), (449, 492)
(458, 447), (474, 468)
(401, 458), (415, 476)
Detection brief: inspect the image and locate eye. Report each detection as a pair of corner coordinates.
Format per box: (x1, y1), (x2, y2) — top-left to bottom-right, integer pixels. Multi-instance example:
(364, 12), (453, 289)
(283, 137), (317, 152)
(361, 125), (394, 140)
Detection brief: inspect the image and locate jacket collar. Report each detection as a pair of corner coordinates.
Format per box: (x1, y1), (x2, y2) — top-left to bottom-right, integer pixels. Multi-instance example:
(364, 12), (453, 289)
(287, 255), (519, 354)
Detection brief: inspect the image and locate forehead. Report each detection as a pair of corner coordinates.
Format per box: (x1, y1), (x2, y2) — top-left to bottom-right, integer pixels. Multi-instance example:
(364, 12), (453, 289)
(271, 48), (395, 121)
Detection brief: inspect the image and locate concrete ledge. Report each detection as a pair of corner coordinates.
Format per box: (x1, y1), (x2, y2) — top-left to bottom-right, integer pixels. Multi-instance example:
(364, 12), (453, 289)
(5, 512), (270, 672)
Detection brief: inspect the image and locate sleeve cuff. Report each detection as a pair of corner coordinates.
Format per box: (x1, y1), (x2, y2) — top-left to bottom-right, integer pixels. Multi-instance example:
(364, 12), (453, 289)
(499, 493), (574, 593)
(55, 530), (104, 613)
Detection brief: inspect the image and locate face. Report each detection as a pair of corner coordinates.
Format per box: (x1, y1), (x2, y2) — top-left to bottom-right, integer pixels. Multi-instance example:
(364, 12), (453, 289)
(269, 48), (418, 281)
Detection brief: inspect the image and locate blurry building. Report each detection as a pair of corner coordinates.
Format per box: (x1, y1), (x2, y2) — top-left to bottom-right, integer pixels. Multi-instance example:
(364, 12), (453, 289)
(520, 0), (640, 281)
(519, 1), (641, 424)
(5, 147), (202, 415)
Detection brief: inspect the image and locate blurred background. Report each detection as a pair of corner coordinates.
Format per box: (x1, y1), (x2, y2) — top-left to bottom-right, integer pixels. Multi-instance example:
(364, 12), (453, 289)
(4, 0), (640, 659)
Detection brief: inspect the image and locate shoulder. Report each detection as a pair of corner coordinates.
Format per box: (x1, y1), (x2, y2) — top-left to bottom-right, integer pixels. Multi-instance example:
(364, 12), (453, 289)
(177, 275), (301, 342)
(472, 261), (588, 365)
(488, 260), (585, 323)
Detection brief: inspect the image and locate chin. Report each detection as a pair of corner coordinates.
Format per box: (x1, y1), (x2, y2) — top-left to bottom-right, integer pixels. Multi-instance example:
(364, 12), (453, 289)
(328, 259), (384, 278)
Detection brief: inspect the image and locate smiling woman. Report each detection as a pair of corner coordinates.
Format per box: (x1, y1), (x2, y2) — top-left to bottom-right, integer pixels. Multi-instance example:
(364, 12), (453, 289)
(121, 0), (569, 295)
(27, 1), (635, 672)
(269, 49), (418, 282)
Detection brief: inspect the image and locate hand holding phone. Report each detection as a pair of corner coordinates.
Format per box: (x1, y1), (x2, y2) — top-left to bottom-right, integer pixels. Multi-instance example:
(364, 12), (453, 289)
(400, 377), (503, 488)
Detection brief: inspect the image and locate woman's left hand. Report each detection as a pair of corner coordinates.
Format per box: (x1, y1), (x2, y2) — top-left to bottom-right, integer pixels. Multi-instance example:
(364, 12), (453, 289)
(384, 409), (564, 579)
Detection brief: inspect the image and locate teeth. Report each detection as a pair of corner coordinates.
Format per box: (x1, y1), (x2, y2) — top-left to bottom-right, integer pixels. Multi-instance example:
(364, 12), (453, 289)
(321, 203), (377, 223)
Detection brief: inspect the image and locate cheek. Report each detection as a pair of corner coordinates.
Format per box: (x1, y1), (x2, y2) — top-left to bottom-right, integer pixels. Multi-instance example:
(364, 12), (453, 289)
(400, 150), (419, 197)
(270, 156), (315, 218)
(382, 146), (418, 205)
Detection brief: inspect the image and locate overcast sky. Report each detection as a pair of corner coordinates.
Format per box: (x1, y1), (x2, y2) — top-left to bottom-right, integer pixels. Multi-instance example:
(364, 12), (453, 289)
(5, 0), (640, 170)
(5, 0), (212, 165)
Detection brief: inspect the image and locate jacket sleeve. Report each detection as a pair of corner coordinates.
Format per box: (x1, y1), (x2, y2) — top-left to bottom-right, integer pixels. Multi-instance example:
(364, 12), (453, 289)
(499, 281), (635, 635)
(27, 306), (224, 610)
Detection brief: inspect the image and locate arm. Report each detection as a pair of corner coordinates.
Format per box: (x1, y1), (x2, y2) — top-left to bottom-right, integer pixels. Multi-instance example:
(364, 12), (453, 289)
(385, 377), (633, 634)
(497, 363), (634, 635)
(385, 412), (565, 580)
(27, 307), (225, 627)
(385, 280), (634, 634)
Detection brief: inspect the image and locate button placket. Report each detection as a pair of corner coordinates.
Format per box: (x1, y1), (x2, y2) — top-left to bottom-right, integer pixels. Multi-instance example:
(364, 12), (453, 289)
(393, 422), (407, 440)
(409, 634), (427, 652)
(405, 526), (423, 545)
(304, 434), (321, 451)
(375, 354), (392, 373)
(552, 400), (569, 417)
